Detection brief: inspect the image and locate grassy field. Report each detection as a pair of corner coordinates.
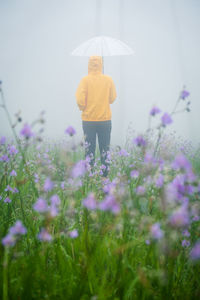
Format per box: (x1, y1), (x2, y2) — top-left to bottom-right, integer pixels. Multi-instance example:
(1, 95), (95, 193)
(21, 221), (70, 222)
(1, 86), (200, 299)
(0, 128), (200, 300)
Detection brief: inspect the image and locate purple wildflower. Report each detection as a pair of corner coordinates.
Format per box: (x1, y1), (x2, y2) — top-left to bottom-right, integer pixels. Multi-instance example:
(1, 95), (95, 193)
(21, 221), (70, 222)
(13, 187), (19, 193)
(20, 123), (34, 139)
(144, 153), (157, 165)
(190, 242), (200, 261)
(50, 194), (61, 206)
(150, 223), (164, 240)
(182, 229), (190, 237)
(60, 181), (65, 190)
(34, 173), (39, 183)
(49, 204), (59, 217)
(8, 145), (18, 155)
(0, 155), (9, 162)
(192, 215), (200, 222)
(100, 164), (106, 170)
(180, 89), (190, 100)
(172, 154), (192, 172)
(145, 239), (151, 245)
(182, 240), (190, 247)
(4, 197), (11, 203)
(43, 177), (54, 192)
(2, 234), (16, 247)
(161, 113), (173, 126)
(133, 136), (146, 147)
(10, 170), (17, 177)
(65, 126), (76, 136)
(155, 174), (164, 188)
(150, 106), (161, 116)
(5, 185), (13, 192)
(130, 170), (139, 179)
(99, 194), (120, 214)
(37, 228), (52, 242)
(71, 160), (88, 178)
(169, 205), (190, 228)
(9, 220), (27, 235)
(33, 198), (49, 213)
(135, 185), (146, 195)
(118, 149), (129, 157)
(103, 180), (116, 194)
(166, 174), (188, 203)
(82, 193), (97, 210)
(69, 229), (79, 238)
(0, 136), (6, 145)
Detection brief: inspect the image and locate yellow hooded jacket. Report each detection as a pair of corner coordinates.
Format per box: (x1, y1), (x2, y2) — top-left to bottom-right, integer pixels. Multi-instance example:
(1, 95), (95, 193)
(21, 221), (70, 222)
(76, 56), (117, 121)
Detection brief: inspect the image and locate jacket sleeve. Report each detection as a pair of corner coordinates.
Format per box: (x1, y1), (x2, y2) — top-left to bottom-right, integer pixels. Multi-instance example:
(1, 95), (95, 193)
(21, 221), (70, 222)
(76, 78), (87, 111)
(109, 78), (117, 104)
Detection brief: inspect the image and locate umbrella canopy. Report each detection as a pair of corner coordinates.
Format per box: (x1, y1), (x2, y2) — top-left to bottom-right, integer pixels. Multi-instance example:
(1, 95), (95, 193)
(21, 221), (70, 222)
(71, 36), (134, 57)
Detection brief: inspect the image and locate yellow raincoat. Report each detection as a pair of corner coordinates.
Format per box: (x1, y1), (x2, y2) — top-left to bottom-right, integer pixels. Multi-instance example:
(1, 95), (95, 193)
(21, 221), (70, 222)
(76, 56), (117, 121)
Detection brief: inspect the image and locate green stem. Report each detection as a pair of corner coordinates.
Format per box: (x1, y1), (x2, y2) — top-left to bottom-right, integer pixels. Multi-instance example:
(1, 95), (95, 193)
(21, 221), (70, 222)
(153, 127), (163, 158)
(3, 248), (9, 300)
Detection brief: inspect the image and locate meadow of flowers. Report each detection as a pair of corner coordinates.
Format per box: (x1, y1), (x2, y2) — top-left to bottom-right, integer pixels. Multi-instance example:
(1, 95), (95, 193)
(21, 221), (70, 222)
(1, 81), (200, 300)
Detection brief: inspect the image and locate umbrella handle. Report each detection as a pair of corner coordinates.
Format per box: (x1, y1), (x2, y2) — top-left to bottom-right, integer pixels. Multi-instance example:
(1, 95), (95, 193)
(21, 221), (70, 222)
(102, 56), (104, 74)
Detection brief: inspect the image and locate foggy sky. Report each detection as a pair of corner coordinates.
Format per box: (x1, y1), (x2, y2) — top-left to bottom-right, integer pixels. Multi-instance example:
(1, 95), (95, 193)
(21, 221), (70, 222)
(0, 0), (200, 148)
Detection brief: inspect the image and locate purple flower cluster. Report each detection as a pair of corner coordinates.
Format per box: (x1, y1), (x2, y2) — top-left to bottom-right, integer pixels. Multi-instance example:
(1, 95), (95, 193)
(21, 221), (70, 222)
(33, 198), (49, 213)
(10, 170), (17, 177)
(118, 149), (129, 157)
(82, 179), (120, 215)
(82, 193), (97, 210)
(155, 174), (164, 188)
(190, 242), (200, 261)
(8, 145), (18, 155)
(172, 154), (193, 173)
(169, 204), (190, 228)
(130, 170), (139, 179)
(180, 89), (190, 100)
(43, 177), (54, 192)
(4, 197), (12, 203)
(37, 228), (52, 242)
(166, 173), (194, 205)
(133, 136), (146, 147)
(161, 113), (173, 127)
(65, 126), (76, 136)
(69, 229), (79, 238)
(0, 136), (6, 145)
(99, 194), (120, 214)
(150, 106), (161, 116)
(0, 154), (9, 162)
(182, 240), (190, 247)
(20, 123), (34, 139)
(71, 159), (89, 178)
(135, 185), (146, 195)
(2, 220), (27, 247)
(150, 223), (164, 240)
(33, 194), (61, 217)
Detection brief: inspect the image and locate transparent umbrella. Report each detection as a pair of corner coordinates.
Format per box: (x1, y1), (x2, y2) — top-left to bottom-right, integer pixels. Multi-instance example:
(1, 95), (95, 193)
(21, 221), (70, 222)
(71, 35), (134, 72)
(71, 35), (134, 56)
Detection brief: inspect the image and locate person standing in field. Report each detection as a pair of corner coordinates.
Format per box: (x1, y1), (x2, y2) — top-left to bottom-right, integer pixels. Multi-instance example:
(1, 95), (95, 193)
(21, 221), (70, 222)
(76, 56), (117, 177)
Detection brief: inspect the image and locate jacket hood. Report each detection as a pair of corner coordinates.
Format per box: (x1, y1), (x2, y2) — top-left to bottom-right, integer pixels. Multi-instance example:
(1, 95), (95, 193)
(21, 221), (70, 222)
(88, 56), (103, 75)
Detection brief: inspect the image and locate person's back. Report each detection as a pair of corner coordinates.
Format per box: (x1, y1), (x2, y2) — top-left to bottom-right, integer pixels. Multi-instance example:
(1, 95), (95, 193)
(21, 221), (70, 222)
(76, 56), (116, 121)
(76, 56), (117, 177)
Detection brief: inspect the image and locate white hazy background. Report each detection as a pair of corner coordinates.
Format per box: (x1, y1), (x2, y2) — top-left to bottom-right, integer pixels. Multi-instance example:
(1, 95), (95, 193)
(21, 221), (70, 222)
(0, 0), (200, 147)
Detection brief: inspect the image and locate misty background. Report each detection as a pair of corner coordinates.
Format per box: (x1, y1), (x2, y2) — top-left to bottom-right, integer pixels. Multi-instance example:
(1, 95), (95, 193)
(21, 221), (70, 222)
(0, 0), (199, 148)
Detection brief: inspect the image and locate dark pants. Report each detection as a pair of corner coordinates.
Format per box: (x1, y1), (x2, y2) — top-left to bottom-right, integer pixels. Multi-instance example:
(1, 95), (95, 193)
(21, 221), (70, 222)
(82, 120), (112, 177)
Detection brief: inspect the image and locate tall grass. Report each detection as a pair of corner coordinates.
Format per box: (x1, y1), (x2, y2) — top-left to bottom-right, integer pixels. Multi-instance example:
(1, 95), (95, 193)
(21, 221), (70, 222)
(1, 83), (200, 299)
